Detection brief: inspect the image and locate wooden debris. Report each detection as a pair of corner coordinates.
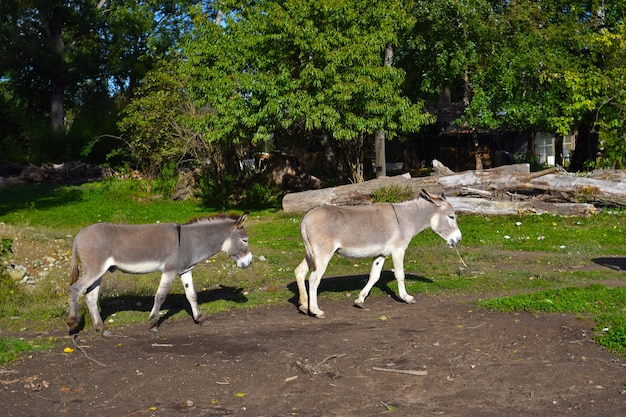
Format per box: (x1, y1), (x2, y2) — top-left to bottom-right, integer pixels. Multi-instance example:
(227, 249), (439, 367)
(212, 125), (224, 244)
(372, 367), (428, 376)
(282, 160), (626, 215)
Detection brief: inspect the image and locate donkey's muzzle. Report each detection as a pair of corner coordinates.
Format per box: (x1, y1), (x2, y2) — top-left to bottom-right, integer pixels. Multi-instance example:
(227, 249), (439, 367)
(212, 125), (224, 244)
(447, 230), (462, 248)
(236, 252), (253, 269)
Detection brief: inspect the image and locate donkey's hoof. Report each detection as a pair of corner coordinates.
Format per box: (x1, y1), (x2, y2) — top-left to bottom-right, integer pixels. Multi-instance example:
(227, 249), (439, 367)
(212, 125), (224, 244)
(298, 305), (309, 315)
(313, 312), (326, 319)
(404, 296), (416, 304)
(197, 316), (210, 326)
(148, 321), (159, 332)
(102, 328), (113, 337)
(353, 299), (365, 309)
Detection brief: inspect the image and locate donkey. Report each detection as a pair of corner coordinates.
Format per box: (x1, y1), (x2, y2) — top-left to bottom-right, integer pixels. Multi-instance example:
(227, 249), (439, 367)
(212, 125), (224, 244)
(66, 213), (252, 335)
(294, 189), (461, 318)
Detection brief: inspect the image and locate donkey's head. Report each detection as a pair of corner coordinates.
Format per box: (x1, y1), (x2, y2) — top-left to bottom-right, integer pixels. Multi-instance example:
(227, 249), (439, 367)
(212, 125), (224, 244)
(420, 189), (462, 247)
(222, 212), (253, 268)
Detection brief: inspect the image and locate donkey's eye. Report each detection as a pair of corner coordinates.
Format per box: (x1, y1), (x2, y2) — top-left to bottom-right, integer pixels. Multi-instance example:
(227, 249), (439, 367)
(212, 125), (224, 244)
(242, 238), (249, 244)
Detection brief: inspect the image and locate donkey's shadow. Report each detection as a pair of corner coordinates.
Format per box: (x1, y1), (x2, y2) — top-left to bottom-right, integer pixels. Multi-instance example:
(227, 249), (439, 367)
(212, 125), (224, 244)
(286, 270), (433, 309)
(72, 286), (247, 333)
(592, 257), (626, 271)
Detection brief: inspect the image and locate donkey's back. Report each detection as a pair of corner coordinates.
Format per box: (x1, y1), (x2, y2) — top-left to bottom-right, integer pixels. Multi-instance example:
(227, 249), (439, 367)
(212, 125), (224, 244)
(71, 222), (180, 283)
(295, 190), (461, 318)
(67, 213), (252, 335)
(300, 204), (403, 260)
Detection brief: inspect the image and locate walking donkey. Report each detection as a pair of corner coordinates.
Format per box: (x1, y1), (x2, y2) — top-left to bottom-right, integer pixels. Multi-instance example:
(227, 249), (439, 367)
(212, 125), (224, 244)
(295, 189), (462, 318)
(67, 213), (252, 335)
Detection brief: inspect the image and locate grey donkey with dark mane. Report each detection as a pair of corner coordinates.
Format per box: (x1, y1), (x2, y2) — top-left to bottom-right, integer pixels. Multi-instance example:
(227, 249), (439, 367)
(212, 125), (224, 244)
(295, 190), (461, 318)
(67, 213), (251, 335)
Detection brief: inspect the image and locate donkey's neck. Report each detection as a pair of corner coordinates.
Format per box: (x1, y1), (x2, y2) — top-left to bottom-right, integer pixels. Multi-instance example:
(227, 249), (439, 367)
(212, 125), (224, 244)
(393, 198), (437, 237)
(181, 220), (234, 261)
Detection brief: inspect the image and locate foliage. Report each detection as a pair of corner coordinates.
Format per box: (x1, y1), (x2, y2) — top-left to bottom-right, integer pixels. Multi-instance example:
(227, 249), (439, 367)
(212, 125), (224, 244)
(240, 183), (276, 208)
(513, 150), (550, 172)
(198, 175), (237, 211)
(371, 185), (415, 203)
(0, 181), (625, 360)
(0, 336), (55, 366)
(595, 315), (626, 357)
(1, 238), (12, 260)
(402, 0), (495, 103)
(479, 285), (626, 356)
(117, 56), (199, 177)
(0, 0), (199, 163)
(181, 0), (434, 183)
(461, 1), (626, 169)
(0, 181), (206, 228)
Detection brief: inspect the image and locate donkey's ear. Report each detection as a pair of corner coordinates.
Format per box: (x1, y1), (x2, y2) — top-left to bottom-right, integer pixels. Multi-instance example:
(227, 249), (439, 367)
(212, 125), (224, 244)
(420, 189), (442, 206)
(236, 212), (249, 229)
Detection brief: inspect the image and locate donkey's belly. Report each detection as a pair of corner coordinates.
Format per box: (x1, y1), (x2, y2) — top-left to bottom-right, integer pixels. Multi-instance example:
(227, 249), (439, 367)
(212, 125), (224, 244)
(336, 244), (392, 259)
(111, 258), (164, 274)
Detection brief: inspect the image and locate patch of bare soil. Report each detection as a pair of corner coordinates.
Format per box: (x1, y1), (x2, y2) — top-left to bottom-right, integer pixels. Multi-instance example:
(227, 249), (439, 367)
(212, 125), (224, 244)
(1, 294), (625, 417)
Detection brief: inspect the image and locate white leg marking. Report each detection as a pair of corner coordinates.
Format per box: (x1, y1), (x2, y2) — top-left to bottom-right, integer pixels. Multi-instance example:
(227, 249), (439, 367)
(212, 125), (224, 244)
(149, 271), (177, 328)
(180, 271), (202, 322)
(294, 259), (310, 313)
(307, 254), (332, 319)
(85, 284), (103, 331)
(355, 256), (385, 306)
(392, 251), (415, 303)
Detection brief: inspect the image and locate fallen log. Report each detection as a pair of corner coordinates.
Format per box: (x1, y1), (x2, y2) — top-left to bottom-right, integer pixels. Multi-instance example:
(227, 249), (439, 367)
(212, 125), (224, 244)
(282, 162), (531, 212)
(448, 197), (598, 216)
(281, 160), (626, 215)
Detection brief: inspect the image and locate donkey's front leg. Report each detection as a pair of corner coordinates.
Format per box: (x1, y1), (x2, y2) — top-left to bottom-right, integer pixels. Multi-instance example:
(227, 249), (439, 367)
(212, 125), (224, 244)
(180, 271), (207, 325)
(149, 271), (176, 330)
(392, 251), (415, 304)
(354, 256), (385, 307)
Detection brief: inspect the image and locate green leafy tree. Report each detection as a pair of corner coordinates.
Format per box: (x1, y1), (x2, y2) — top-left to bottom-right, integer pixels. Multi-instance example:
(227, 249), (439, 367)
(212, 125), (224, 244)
(401, 0), (495, 106)
(0, 0), (198, 163)
(183, 0), (433, 183)
(463, 0), (626, 170)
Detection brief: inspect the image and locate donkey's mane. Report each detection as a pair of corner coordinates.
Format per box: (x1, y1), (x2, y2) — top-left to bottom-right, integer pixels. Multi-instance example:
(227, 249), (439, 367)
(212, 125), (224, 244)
(183, 213), (239, 225)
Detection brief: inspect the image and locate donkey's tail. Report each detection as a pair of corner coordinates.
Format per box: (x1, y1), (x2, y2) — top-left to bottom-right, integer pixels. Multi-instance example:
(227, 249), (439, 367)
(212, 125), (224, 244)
(300, 215), (316, 269)
(69, 238), (80, 285)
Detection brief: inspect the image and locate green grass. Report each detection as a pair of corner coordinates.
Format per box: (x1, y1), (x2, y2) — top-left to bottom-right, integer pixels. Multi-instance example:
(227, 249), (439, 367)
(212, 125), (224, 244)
(0, 336), (56, 366)
(0, 179), (625, 360)
(479, 285), (626, 356)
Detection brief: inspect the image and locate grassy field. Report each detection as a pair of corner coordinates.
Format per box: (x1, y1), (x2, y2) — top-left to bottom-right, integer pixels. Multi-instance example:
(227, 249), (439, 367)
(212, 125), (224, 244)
(1, 179), (625, 362)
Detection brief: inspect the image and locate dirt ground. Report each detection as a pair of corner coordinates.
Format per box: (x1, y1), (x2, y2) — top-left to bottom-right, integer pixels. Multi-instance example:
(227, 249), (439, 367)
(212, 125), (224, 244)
(1, 291), (625, 417)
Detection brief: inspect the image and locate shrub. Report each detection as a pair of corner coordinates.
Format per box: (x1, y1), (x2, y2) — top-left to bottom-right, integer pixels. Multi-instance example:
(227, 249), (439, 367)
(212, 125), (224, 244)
(371, 184), (414, 203)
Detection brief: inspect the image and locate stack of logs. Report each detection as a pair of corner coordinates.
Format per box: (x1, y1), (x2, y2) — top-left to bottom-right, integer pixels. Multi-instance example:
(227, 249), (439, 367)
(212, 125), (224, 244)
(282, 160), (626, 215)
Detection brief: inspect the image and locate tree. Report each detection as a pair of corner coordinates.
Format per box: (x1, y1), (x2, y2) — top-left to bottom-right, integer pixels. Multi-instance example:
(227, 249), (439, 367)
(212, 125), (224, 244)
(401, 0), (494, 106)
(462, 0), (626, 170)
(182, 0), (433, 183)
(0, 0), (198, 162)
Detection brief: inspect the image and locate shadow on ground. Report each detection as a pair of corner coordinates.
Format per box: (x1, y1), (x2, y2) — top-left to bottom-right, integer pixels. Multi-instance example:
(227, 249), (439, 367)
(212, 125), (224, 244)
(592, 257), (626, 271)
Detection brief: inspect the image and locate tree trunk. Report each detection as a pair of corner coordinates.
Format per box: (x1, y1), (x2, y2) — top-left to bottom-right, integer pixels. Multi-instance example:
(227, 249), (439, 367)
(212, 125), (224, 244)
(569, 116), (597, 172)
(374, 130), (386, 177)
(374, 43), (394, 178)
(41, 5), (65, 133)
(554, 134), (563, 166)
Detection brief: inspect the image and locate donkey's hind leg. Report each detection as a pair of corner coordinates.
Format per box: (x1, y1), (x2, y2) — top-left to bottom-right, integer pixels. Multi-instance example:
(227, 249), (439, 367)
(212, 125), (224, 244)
(294, 259), (310, 314)
(354, 256), (386, 307)
(67, 273), (103, 333)
(307, 254), (333, 319)
(180, 271), (207, 325)
(148, 271), (177, 330)
(84, 279), (108, 335)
